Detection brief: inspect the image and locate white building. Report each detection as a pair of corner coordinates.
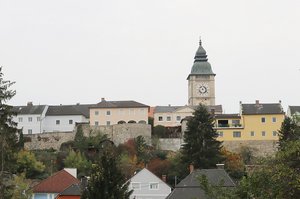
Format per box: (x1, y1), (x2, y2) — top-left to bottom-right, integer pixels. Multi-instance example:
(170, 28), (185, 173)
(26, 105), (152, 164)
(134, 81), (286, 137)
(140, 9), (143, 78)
(13, 102), (48, 134)
(13, 103), (92, 134)
(154, 105), (222, 127)
(129, 168), (171, 199)
(43, 104), (91, 132)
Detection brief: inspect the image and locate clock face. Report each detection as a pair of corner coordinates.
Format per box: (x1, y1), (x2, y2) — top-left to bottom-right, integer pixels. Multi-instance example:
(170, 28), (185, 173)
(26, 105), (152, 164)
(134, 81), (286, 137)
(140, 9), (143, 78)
(197, 83), (209, 96)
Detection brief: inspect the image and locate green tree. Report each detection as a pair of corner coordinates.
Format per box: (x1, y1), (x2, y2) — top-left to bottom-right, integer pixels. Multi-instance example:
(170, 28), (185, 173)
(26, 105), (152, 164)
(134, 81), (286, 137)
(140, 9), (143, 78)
(10, 173), (32, 199)
(278, 117), (300, 150)
(64, 149), (92, 178)
(181, 104), (223, 169)
(16, 150), (45, 179)
(0, 67), (21, 197)
(81, 149), (132, 199)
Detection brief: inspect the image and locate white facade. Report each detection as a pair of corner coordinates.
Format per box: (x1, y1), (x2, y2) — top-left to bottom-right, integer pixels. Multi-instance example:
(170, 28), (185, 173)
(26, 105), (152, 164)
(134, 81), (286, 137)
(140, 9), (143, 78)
(43, 115), (88, 133)
(129, 168), (171, 199)
(13, 106), (48, 134)
(154, 106), (194, 127)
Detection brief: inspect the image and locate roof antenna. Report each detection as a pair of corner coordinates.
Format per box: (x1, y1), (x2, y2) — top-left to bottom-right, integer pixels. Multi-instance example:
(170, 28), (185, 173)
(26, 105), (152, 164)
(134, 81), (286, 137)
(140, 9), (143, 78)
(199, 36), (202, 46)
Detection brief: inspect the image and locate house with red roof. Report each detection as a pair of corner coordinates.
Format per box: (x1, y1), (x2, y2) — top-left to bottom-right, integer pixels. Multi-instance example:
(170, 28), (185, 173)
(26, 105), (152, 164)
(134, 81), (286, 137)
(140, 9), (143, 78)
(32, 169), (80, 199)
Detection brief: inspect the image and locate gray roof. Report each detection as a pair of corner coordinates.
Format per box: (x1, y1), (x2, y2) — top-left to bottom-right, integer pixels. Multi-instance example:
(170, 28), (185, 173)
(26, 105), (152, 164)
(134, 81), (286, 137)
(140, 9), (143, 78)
(241, 103), (284, 115)
(91, 100), (149, 109)
(46, 104), (93, 118)
(12, 105), (46, 115)
(289, 106), (300, 115)
(188, 40), (215, 79)
(154, 106), (183, 113)
(215, 114), (240, 119)
(58, 184), (81, 196)
(154, 105), (222, 114)
(167, 169), (235, 199)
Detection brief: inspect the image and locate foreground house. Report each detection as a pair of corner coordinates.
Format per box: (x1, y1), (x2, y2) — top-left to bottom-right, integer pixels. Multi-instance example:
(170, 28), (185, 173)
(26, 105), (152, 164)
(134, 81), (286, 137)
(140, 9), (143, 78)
(55, 184), (81, 199)
(167, 167), (235, 199)
(32, 169), (79, 199)
(129, 168), (171, 199)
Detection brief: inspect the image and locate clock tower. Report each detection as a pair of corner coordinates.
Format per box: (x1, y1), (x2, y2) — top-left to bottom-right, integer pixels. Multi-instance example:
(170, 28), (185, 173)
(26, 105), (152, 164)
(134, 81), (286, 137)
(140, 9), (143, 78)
(187, 39), (216, 106)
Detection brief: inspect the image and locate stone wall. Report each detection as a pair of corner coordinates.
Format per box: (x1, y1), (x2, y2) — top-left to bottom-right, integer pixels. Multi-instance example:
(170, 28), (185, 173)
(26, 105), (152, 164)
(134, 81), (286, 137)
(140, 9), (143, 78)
(24, 123), (151, 150)
(82, 123), (152, 145)
(222, 140), (278, 156)
(158, 138), (182, 151)
(158, 138), (278, 156)
(24, 131), (75, 150)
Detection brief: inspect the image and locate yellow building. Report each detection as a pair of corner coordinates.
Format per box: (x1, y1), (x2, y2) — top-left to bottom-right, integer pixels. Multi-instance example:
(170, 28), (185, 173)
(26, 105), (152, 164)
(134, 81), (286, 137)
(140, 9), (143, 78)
(89, 98), (149, 126)
(215, 100), (285, 141)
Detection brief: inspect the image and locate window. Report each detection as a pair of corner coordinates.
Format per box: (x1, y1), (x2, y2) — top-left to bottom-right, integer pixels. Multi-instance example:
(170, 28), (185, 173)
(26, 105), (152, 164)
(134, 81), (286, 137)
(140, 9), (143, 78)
(131, 183), (141, 190)
(28, 117), (33, 122)
(158, 116), (163, 121)
(149, 183), (159, 190)
(273, 131), (277, 136)
(166, 116), (171, 121)
(106, 121), (111, 125)
(37, 117), (41, 122)
(232, 119), (240, 127)
(233, 131), (241, 138)
(250, 131), (255, 136)
(106, 110), (111, 116)
(95, 111), (99, 115)
(95, 121), (99, 126)
(272, 117), (277, 123)
(176, 116), (181, 121)
(262, 131), (266, 136)
(261, 117), (266, 123)
(28, 129), (32, 134)
(18, 117), (23, 122)
(218, 131), (223, 137)
(56, 120), (60, 125)
(69, 120), (73, 124)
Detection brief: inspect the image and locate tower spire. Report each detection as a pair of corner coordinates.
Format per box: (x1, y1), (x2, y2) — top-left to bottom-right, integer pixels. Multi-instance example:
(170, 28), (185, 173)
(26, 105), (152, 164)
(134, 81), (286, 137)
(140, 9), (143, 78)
(199, 36), (202, 46)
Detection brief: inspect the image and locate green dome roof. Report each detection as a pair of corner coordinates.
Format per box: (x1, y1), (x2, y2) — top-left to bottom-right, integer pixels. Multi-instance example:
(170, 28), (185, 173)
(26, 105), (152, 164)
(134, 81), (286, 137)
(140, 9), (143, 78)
(189, 40), (215, 76)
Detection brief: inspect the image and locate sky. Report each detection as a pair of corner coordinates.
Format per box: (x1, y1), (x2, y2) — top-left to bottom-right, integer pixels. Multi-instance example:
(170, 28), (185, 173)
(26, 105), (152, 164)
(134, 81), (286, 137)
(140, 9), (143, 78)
(1, 0), (299, 113)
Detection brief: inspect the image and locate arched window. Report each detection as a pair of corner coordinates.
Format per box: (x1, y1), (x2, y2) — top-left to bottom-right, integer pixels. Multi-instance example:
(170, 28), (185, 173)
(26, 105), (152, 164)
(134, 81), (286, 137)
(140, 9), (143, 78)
(128, 120), (136, 123)
(118, 120), (126, 124)
(138, 120), (147, 124)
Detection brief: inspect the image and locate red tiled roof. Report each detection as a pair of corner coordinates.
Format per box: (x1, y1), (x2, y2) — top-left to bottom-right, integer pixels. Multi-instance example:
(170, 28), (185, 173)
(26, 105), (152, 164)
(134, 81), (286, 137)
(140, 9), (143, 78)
(33, 169), (80, 193)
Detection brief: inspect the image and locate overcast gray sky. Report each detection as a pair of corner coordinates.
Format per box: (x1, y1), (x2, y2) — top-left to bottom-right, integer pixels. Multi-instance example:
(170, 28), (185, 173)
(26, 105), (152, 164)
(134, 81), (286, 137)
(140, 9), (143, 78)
(1, 0), (299, 113)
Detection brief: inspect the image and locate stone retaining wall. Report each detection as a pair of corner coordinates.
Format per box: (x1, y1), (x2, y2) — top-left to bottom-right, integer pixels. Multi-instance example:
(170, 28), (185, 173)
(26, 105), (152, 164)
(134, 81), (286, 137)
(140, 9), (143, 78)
(24, 123), (151, 150)
(158, 138), (278, 156)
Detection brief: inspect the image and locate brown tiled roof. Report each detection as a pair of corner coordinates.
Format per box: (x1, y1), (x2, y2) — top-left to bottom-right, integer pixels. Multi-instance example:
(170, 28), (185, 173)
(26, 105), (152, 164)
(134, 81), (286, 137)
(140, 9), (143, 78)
(33, 169), (80, 193)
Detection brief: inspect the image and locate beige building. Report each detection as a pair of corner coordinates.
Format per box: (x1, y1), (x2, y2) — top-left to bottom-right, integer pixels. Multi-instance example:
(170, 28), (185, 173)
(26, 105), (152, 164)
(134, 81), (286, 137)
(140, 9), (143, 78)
(89, 98), (149, 126)
(154, 105), (222, 127)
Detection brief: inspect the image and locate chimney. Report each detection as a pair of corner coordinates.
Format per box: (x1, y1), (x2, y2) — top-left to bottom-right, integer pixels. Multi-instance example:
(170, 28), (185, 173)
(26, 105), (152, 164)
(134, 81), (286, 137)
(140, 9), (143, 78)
(168, 104), (171, 107)
(279, 100), (282, 104)
(255, 100), (259, 106)
(27, 102), (33, 106)
(216, 163), (225, 169)
(189, 164), (194, 174)
(101, 98), (105, 102)
(162, 175), (167, 183)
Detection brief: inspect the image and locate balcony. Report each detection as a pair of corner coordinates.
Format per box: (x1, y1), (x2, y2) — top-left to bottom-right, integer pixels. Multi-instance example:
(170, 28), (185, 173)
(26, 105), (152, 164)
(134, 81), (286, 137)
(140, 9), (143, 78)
(214, 123), (243, 129)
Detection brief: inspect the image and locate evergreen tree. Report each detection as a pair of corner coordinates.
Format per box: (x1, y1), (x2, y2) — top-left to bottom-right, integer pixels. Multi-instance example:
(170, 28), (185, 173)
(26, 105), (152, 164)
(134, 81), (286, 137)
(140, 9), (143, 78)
(278, 117), (300, 150)
(82, 149), (132, 199)
(0, 67), (20, 197)
(181, 104), (223, 169)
